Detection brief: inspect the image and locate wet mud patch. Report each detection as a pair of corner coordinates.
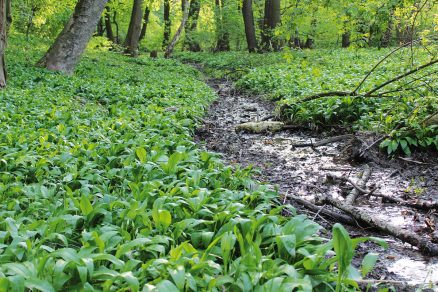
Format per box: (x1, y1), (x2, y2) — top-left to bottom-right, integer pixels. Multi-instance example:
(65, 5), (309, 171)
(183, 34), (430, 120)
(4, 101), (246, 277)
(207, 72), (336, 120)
(196, 77), (438, 289)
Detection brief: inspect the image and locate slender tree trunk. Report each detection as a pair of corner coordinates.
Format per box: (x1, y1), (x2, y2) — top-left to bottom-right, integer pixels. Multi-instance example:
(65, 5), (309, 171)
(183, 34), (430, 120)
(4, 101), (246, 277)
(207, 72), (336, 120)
(124, 0), (144, 57)
(215, 0), (230, 51)
(165, 0), (189, 58)
(113, 11), (119, 43)
(26, 6), (36, 40)
(0, 0), (11, 88)
(96, 17), (105, 36)
(242, 0), (257, 52)
(139, 5), (150, 41)
(162, 0), (171, 48)
(36, 0), (108, 74)
(184, 0), (201, 51)
(341, 31), (350, 48)
(261, 0), (280, 51)
(104, 6), (115, 42)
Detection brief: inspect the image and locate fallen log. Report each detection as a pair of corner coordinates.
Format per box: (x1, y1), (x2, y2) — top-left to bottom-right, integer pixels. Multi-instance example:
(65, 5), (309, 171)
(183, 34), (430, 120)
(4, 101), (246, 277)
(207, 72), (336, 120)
(287, 194), (357, 226)
(345, 165), (371, 205)
(292, 134), (354, 148)
(323, 196), (438, 256)
(235, 121), (284, 133)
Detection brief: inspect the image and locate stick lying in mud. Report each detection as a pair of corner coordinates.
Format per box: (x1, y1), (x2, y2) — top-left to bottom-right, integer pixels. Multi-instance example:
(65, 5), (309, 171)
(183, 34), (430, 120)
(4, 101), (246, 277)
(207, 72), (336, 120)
(323, 196), (438, 256)
(329, 174), (438, 210)
(287, 194), (357, 226)
(292, 134), (354, 148)
(345, 165), (371, 205)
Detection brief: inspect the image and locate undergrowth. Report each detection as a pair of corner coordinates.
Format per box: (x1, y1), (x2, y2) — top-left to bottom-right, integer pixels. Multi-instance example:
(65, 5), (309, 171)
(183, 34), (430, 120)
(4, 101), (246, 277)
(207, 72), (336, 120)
(176, 49), (437, 156)
(0, 35), (386, 290)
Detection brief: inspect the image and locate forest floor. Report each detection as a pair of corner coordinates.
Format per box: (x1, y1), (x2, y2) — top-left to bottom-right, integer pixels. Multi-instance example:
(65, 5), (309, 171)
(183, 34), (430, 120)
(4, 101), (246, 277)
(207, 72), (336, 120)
(194, 71), (438, 289)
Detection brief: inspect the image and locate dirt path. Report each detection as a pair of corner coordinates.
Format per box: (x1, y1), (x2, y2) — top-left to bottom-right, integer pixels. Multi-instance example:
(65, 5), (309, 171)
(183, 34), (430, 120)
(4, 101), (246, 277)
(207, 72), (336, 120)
(195, 76), (438, 288)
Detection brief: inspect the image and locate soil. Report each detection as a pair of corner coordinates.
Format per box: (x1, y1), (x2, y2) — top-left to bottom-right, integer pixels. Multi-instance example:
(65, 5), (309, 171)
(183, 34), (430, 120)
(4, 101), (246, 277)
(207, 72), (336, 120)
(195, 75), (438, 291)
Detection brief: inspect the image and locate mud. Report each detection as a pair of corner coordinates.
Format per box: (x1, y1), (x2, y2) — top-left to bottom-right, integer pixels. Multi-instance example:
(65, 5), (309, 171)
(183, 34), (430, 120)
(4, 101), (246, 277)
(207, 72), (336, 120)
(195, 77), (438, 289)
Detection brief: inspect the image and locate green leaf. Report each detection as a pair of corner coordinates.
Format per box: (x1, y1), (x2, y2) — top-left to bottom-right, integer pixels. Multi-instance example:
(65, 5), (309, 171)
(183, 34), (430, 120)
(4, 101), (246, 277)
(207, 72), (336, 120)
(361, 253), (379, 277)
(135, 147), (147, 163)
(156, 280), (180, 292)
(25, 278), (55, 292)
(80, 195), (93, 216)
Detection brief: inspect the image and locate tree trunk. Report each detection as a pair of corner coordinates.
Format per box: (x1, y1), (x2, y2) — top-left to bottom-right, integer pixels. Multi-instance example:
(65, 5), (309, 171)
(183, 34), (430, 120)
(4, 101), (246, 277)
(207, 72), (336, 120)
(104, 6), (115, 42)
(96, 17), (105, 36)
(0, 0), (11, 88)
(36, 0), (108, 74)
(214, 0), (230, 51)
(242, 0), (257, 53)
(261, 0), (280, 51)
(184, 0), (201, 52)
(124, 0), (144, 57)
(341, 31), (350, 48)
(162, 0), (171, 48)
(139, 5), (150, 41)
(165, 0), (189, 58)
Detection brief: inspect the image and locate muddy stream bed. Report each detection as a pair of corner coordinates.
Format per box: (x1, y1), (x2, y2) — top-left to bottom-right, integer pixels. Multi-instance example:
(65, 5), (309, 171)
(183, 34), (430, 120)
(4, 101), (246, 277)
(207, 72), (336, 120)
(195, 76), (438, 289)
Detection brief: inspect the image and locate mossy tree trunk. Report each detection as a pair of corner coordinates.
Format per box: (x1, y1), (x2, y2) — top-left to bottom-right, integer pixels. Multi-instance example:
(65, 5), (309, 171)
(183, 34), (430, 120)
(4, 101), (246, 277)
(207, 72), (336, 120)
(104, 5), (115, 42)
(162, 0), (171, 48)
(37, 0), (108, 74)
(261, 0), (280, 51)
(139, 5), (150, 41)
(0, 0), (11, 88)
(184, 0), (201, 52)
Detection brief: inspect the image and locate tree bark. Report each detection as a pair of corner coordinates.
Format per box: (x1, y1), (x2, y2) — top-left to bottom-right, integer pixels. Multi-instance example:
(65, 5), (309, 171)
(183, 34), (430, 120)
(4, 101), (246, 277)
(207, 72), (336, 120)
(104, 6), (115, 42)
(36, 0), (108, 74)
(261, 0), (280, 51)
(184, 0), (201, 52)
(242, 0), (257, 53)
(162, 0), (171, 48)
(165, 0), (189, 58)
(139, 5), (150, 41)
(0, 0), (11, 88)
(124, 0), (144, 57)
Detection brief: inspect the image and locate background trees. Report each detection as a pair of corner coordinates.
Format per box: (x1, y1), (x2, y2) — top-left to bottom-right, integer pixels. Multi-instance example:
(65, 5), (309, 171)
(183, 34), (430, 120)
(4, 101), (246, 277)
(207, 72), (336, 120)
(7, 0), (435, 55)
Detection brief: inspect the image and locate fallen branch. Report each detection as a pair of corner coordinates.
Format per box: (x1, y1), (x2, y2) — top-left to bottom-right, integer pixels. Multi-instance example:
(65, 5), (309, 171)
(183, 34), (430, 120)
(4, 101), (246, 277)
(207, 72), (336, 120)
(329, 174), (438, 211)
(292, 134), (354, 148)
(370, 193), (438, 211)
(345, 165), (371, 205)
(282, 58), (437, 106)
(287, 194), (357, 226)
(324, 196), (438, 256)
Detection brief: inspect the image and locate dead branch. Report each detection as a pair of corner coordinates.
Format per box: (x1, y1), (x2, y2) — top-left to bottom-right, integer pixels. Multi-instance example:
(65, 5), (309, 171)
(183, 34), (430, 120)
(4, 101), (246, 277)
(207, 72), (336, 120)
(364, 59), (438, 97)
(292, 134), (354, 148)
(345, 165), (371, 205)
(323, 196), (438, 256)
(370, 192), (438, 211)
(353, 41), (415, 94)
(287, 194), (357, 226)
(283, 58), (437, 106)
